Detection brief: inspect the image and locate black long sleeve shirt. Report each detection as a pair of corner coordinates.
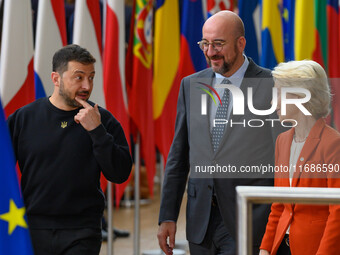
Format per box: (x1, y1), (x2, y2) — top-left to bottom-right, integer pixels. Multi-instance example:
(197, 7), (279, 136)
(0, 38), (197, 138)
(7, 97), (132, 229)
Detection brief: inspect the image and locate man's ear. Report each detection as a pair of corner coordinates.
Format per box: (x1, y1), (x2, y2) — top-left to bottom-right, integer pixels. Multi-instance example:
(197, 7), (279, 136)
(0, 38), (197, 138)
(237, 36), (246, 53)
(51, 72), (60, 87)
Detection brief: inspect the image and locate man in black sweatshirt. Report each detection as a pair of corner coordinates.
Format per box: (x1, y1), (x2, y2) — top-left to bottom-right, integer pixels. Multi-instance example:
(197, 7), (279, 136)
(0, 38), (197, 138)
(7, 44), (132, 255)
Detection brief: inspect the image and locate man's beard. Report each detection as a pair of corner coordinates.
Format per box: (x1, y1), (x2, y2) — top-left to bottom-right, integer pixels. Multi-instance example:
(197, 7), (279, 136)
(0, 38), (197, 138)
(208, 55), (233, 75)
(207, 44), (239, 75)
(59, 79), (89, 108)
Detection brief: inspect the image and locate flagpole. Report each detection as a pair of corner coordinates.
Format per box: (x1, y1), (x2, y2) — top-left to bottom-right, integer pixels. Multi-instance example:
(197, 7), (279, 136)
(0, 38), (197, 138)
(107, 181), (114, 255)
(134, 133), (141, 255)
(160, 156), (164, 195)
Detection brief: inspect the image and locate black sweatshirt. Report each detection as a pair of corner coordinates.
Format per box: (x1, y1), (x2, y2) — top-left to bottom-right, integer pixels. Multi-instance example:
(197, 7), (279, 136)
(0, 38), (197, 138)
(7, 97), (132, 229)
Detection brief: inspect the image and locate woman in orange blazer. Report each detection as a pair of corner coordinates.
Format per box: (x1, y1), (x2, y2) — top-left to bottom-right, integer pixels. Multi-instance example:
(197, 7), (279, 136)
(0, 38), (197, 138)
(259, 60), (340, 255)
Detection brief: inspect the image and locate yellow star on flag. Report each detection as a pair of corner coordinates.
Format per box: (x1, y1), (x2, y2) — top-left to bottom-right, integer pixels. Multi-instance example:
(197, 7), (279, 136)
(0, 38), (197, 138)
(0, 199), (28, 235)
(282, 8), (289, 22)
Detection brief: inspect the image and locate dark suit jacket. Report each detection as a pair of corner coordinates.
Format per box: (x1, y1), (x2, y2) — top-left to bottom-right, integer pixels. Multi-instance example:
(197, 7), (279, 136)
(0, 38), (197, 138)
(159, 58), (284, 246)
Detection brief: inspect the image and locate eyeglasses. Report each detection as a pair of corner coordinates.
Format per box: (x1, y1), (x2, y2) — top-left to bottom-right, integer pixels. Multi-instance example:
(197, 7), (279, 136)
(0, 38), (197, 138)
(197, 40), (226, 52)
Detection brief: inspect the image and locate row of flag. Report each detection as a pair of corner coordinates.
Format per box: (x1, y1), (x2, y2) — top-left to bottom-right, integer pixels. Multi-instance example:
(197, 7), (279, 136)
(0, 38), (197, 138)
(127, 0), (233, 199)
(239, 0), (340, 128)
(239, 0), (338, 70)
(0, 0), (340, 252)
(131, 0), (340, 199)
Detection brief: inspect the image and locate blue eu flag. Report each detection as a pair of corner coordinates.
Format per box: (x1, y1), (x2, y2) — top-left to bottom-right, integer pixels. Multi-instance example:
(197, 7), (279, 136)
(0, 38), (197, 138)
(0, 100), (34, 254)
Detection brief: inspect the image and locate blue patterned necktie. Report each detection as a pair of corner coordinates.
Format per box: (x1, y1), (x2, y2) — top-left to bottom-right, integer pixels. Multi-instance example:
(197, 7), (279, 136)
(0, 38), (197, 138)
(211, 78), (231, 151)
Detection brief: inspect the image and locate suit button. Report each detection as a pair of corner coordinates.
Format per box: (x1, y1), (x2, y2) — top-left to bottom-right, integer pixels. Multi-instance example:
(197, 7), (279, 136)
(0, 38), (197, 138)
(208, 185), (212, 190)
(290, 213), (292, 216)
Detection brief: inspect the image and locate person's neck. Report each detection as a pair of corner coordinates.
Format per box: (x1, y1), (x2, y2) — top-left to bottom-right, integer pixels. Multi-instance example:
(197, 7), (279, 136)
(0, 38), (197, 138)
(294, 116), (316, 142)
(49, 94), (78, 111)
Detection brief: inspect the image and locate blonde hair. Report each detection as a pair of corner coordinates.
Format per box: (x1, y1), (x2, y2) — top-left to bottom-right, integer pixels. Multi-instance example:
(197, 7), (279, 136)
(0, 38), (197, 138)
(272, 60), (331, 119)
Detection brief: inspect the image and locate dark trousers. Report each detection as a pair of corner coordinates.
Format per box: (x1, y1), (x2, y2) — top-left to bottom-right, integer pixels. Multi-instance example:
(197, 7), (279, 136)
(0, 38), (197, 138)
(189, 202), (236, 255)
(276, 235), (291, 255)
(29, 228), (102, 255)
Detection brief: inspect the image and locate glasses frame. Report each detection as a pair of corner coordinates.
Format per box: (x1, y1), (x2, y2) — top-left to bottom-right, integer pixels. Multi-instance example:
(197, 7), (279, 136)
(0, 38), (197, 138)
(197, 40), (227, 52)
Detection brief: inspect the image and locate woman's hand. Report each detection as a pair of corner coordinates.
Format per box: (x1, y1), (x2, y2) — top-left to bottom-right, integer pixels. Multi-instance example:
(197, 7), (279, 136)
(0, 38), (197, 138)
(259, 249), (270, 255)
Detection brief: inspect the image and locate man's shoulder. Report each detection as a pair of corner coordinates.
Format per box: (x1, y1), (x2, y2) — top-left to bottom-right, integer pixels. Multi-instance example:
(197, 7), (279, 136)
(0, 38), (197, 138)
(180, 69), (214, 90)
(7, 98), (47, 126)
(23, 97), (46, 108)
(246, 58), (272, 78)
(10, 98), (46, 116)
(184, 68), (214, 80)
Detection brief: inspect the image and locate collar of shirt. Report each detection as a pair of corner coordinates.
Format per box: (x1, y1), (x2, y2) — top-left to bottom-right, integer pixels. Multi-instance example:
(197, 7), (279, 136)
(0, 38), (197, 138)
(213, 55), (249, 88)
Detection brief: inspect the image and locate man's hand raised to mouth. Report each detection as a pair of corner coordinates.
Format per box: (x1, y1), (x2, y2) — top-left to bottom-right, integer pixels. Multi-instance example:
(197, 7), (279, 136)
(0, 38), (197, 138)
(74, 97), (101, 131)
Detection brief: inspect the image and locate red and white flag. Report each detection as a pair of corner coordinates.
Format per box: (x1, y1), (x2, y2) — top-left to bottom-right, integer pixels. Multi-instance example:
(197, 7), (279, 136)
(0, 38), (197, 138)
(104, 0), (131, 206)
(34, 0), (67, 99)
(0, 0), (35, 117)
(73, 0), (105, 108)
(207, 0), (233, 17)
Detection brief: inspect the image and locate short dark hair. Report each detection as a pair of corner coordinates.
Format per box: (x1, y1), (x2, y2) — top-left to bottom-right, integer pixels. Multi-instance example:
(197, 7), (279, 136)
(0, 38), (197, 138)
(52, 44), (96, 74)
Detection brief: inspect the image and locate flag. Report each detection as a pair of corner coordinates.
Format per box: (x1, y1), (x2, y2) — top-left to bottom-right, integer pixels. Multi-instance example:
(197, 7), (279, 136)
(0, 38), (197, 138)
(294, 0), (314, 60)
(314, 0), (328, 69)
(179, 0), (206, 78)
(73, 0), (105, 108)
(260, 0), (284, 69)
(282, 0), (296, 61)
(73, 0), (117, 194)
(152, 0), (206, 163)
(327, 0), (340, 129)
(207, 0), (233, 17)
(104, 0), (131, 206)
(0, 0), (35, 118)
(0, 100), (34, 255)
(294, 0), (328, 122)
(337, 0), (340, 129)
(238, 0), (261, 64)
(294, 0), (327, 68)
(126, 0), (156, 196)
(328, 0), (340, 77)
(34, 0), (67, 99)
(153, 0), (180, 163)
(73, 0), (109, 193)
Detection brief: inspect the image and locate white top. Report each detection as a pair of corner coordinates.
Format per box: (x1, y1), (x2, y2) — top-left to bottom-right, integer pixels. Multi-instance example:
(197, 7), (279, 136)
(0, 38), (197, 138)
(286, 138), (305, 234)
(289, 139), (305, 186)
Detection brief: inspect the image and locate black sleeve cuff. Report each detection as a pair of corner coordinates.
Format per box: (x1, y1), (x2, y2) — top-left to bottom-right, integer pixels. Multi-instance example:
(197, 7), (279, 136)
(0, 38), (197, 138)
(88, 124), (107, 141)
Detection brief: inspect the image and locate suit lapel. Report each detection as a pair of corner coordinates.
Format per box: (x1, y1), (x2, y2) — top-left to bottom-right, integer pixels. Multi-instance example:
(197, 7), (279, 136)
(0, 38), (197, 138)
(277, 128), (294, 186)
(195, 69), (215, 154)
(229, 59), (264, 122)
(291, 119), (325, 187)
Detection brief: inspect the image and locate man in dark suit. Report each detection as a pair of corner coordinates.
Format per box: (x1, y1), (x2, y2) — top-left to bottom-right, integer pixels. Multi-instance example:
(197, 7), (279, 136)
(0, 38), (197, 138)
(157, 11), (284, 255)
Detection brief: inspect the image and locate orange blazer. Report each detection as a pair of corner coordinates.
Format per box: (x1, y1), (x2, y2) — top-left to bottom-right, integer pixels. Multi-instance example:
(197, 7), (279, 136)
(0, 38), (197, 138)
(260, 119), (340, 255)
